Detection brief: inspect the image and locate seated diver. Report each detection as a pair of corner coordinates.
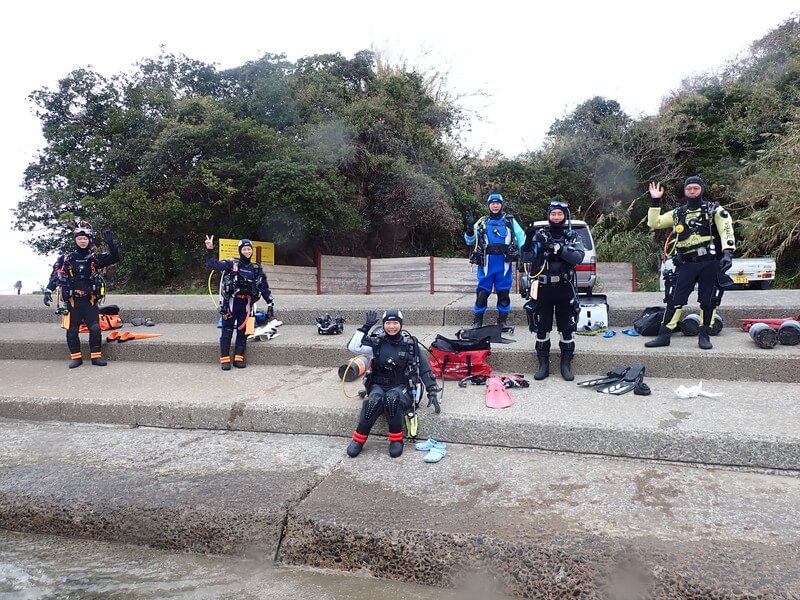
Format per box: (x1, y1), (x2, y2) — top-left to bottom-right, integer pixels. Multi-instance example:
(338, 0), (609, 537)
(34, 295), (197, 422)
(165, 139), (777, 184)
(346, 309), (440, 458)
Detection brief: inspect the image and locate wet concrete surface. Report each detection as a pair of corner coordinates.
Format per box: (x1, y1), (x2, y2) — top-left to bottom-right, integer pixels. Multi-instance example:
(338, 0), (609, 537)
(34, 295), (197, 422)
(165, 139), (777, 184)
(1, 420), (799, 598)
(1, 530), (506, 599)
(283, 443), (800, 598)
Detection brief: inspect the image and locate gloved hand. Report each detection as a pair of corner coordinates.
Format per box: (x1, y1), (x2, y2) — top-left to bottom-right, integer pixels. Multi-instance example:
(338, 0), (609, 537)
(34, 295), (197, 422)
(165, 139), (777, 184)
(43, 290), (53, 306)
(533, 231), (547, 246)
(427, 387), (441, 414)
(359, 310), (379, 333)
(102, 230), (114, 245)
(719, 249), (734, 273)
(464, 212), (475, 235)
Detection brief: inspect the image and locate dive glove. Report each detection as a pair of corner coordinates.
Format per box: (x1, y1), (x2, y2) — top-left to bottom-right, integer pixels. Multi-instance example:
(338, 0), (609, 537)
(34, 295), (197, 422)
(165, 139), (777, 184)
(427, 387), (441, 414)
(359, 310), (379, 333)
(719, 250), (734, 273)
(464, 212), (475, 235)
(102, 230), (114, 244)
(43, 290), (53, 306)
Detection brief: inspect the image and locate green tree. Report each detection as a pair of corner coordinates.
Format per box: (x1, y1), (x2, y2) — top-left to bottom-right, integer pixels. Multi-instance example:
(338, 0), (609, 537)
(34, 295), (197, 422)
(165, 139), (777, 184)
(15, 49), (469, 286)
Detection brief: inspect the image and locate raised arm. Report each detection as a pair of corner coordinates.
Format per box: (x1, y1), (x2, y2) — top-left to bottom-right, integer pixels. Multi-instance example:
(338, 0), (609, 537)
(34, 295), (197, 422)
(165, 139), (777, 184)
(204, 235), (233, 272)
(95, 230), (120, 268)
(646, 181), (676, 230)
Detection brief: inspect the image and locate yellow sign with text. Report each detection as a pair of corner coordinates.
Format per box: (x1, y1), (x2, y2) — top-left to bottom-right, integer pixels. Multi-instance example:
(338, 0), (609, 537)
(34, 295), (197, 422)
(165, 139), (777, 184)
(218, 239), (275, 265)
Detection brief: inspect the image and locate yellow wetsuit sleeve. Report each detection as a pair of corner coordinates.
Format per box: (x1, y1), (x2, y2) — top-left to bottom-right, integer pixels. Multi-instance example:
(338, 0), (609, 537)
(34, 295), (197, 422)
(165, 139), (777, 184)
(714, 206), (736, 252)
(647, 207), (675, 230)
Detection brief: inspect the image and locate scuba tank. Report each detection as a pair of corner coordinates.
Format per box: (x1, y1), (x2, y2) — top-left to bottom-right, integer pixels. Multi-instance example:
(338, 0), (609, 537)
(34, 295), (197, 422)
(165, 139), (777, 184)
(679, 313), (724, 336)
(778, 320), (800, 346)
(749, 323), (778, 349)
(338, 355), (369, 382)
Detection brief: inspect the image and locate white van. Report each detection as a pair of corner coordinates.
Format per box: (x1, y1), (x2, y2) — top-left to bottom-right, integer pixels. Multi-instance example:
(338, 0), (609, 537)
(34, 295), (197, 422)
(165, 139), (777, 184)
(529, 219), (597, 295)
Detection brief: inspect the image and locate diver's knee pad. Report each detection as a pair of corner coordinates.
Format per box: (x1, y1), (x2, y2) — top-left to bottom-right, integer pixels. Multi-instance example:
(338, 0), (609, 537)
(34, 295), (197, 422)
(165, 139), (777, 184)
(384, 389), (406, 419)
(475, 289), (490, 309)
(363, 390), (384, 422)
(497, 289), (510, 309)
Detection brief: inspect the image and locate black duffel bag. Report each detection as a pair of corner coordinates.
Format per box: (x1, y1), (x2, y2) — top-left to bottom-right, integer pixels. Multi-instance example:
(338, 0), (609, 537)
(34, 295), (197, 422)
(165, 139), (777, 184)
(633, 306), (665, 336)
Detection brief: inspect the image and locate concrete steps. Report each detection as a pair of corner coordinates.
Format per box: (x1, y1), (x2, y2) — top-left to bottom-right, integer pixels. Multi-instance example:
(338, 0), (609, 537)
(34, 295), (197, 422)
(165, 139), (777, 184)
(2, 420), (798, 599)
(1, 291), (799, 597)
(1, 360), (798, 471)
(2, 321), (797, 382)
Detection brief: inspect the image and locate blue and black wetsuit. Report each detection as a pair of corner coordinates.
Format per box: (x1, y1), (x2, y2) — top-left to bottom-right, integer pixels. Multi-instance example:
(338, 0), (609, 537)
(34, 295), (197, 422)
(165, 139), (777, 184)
(464, 194), (526, 327)
(206, 245), (271, 368)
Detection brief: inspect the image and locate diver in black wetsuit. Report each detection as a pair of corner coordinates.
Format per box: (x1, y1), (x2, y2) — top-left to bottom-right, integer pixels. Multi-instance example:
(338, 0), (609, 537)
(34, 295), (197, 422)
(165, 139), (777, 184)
(43, 223), (120, 368)
(521, 201), (585, 381)
(345, 309), (440, 458)
(645, 176), (736, 350)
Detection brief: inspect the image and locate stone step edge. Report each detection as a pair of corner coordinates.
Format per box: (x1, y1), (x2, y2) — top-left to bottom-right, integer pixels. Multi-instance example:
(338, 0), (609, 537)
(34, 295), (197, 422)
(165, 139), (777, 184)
(1, 339), (796, 383)
(3, 395), (799, 472)
(4, 305), (797, 327)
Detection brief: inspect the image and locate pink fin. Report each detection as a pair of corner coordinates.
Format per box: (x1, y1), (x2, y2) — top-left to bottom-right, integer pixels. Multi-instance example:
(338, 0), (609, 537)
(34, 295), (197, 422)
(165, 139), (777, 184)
(485, 376), (514, 409)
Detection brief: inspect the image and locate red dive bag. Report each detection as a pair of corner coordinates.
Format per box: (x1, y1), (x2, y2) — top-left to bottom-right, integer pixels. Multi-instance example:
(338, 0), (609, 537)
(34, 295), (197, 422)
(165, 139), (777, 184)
(427, 335), (492, 380)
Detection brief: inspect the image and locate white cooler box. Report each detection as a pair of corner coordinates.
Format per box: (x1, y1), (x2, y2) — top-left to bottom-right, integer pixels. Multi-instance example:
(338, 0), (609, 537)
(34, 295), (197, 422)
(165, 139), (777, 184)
(577, 294), (609, 331)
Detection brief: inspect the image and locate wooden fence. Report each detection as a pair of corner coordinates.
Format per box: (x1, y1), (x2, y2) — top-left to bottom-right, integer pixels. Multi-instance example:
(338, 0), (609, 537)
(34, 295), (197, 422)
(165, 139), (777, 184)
(595, 262), (637, 293)
(260, 255), (635, 294)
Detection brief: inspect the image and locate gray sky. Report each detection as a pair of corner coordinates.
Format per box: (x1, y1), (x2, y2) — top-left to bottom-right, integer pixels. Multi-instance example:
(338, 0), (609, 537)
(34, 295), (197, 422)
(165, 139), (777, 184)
(1, 0), (797, 292)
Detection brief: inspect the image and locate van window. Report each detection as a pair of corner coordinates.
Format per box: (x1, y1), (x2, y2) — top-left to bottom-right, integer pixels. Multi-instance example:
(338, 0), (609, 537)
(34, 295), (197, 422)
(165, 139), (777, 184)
(572, 226), (593, 251)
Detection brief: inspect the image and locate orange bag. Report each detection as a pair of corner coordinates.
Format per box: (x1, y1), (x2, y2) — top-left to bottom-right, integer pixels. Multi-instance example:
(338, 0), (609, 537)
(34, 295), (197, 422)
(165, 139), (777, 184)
(79, 313), (123, 332)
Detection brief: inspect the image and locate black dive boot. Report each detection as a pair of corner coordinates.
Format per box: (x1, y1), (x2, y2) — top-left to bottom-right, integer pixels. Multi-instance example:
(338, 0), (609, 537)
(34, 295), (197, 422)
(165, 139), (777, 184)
(346, 440), (363, 457)
(534, 340), (550, 380)
(698, 326), (713, 350)
(68, 358), (83, 369)
(644, 325), (672, 348)
(497, 312), (508, 328)
(389, 441), (404, 458)
(347, 432), (367, 457)
(91, 357), (107, 366)
(472, 312), (484, 328)
(559, 341), (575, 381)
(388, 432), (404, 458)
